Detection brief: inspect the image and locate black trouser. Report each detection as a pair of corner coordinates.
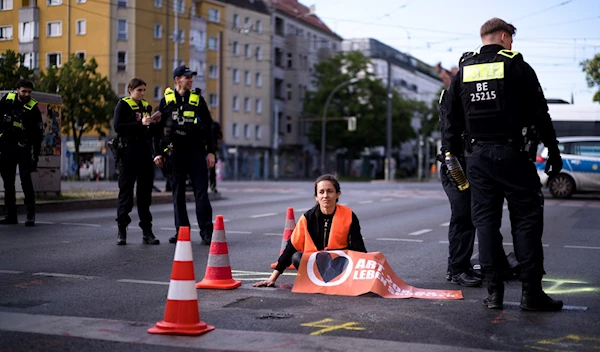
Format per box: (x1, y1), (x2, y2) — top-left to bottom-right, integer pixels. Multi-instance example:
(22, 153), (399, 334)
(467, 144), (545, 283)
(0, 144), (35, 218)
(170, 147), (213, 236)
(116, 142), (154, 230)
(440, 164), (476, 275)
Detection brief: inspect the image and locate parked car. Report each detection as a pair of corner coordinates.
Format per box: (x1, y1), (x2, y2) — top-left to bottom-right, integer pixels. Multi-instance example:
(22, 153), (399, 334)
(535, 136), (600, 198)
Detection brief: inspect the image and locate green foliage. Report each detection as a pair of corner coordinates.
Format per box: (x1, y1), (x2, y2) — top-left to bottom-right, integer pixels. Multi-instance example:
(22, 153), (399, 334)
(37, 55), (118, 177)
(0, 50), (36, 90)
(303, 51), (431, 158)
(581, 54), (600, 103)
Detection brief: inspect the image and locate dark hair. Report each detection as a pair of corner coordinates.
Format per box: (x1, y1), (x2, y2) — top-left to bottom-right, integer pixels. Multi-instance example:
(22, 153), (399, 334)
(127, 77), (146, 91)
(314, 174), (341, 197)
(16, 79), (34, 90)
(480, 18), (516, 37)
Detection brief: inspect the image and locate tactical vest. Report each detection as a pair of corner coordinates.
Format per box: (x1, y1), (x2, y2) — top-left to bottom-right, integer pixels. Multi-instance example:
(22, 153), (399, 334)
(163, 87), (203, 146)
(1, 92), (38, 143)
(459, 50), (521, 141)
(122, 96), (149, 111)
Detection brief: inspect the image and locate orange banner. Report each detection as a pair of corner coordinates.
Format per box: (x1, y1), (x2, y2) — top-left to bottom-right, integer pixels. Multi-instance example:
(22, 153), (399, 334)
(292, 251), (463, 300)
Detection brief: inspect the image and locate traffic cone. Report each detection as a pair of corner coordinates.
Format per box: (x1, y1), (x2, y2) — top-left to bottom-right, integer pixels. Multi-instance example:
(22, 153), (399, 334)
(148, 226), (214, 336)
(270, 207), (296, 269)
(196, 215), (242, 289)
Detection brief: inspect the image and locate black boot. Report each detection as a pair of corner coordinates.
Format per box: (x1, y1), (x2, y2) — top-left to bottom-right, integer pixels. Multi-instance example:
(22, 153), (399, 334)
(142, 229), (160, 245)
(482, 280), (504, 310)
(520, 281), (563, 311)
(0, 216), (18, 225)
(117, 225), (127, 245)
(25, 212), (35, 227)
(168, 233), (178, 243)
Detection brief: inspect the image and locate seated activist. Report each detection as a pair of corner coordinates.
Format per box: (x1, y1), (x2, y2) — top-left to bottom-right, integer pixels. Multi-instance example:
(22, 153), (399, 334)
(254, 174), (367, 288)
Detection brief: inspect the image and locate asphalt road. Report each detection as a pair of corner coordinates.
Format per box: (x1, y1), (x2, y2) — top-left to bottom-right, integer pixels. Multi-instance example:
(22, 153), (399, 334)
(0, 180), (599, 352)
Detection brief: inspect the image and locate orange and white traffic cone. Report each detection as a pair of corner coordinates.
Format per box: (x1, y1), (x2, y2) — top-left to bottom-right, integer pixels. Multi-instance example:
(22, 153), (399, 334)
(270, 207), (296, 269)
(196, 215), (242, 290)
(148, 226), (214, 336)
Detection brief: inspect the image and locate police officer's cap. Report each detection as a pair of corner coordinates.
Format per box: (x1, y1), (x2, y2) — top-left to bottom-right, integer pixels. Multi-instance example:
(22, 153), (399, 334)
(173, 65), (197, 79)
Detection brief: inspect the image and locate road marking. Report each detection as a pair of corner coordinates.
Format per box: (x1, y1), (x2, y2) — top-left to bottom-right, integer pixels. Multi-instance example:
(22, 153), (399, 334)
(227, 231), (252, 234)
(381, 198), (393, 202)
(301, 318), (365, 336)
(0, 270), (22, 274)
(295, 208), (311, 212)
(263, 233), (284, 236)
(32, 272), (96, 279)
(503, 301), (587, 311)
(34, 221), (55, 224)
(359, 200), (373, 204)
(250, 213), (278, 218)
(117, 279), (169, 286)
(439, 240), (449, 244)
(440, 222), (450, 227)
(409, 229), (432, 236)
(60, 223), (101, 227)
(376, 238), (423, 243)
(231, 270), (296, 277)
(565, 245), (600, 250)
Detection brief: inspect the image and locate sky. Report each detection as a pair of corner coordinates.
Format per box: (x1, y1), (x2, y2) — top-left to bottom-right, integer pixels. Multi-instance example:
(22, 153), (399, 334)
(309, 0), (600, 105)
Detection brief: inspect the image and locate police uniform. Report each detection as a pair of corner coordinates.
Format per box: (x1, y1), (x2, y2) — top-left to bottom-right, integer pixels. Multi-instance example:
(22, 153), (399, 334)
(441, 44), (563, 311)
(155, 87), (214, 244)
(0, 92), (43, 226)
(113, 97), (159, 245)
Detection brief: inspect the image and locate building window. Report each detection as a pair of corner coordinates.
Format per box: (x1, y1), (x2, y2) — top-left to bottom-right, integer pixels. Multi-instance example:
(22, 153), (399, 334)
(208, 8), (220, 23)
(19, 22), (37, 43)
(287, 53), (292, 68)
(208, 36), (217, 50)
(233, 14), (239, 28)
(117, 51), (127, 71)
(209, 93), (217, 107)
(255, 99), (262, 114)
(77, 0), (87, 3)
(23, 52), (38, 69)
(75, 51), (85, 60)
(173, 0), (184, 14)
(0, 25), (12, 40)
(153, 55), (162, 69)
(1, 0), (14, 10)
(244, 124), (250, 139)
(154, 0), (161, 7)
(153, 86), (161, 100)
(287, 120), (292, 133)
(256, 20), (262, 33)
(287, 83), (292, 100)
(117, 19), (127, 40)
(76, 19), (86, 35)
(117, 0), (126, 8)
(255, 46), (262, 61)
(154, 24), (162, 39)
(47, 53), (61, 68)
(117, 83), (126, 96)
(190, 29), (205, 50)
(232, 96), (239, 111)
(233, 69), (239, 84)
(47, 0), (61, 5)
(255, 125), (262, 140)
(232, 41), (239, 56)
(255, 73), (262, 87)
(232, 123), (239, 138)
(244, 97), (250, 112)
(209, 65), (217, 79)
(244, 44), (250, 58)
(244, 70), (250, 85)
(46, 21), (62, 37)
(175, 29), (184, 44)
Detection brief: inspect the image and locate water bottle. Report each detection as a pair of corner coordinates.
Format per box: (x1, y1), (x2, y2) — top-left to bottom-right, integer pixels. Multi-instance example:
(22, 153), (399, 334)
(444, 152), (469, 191)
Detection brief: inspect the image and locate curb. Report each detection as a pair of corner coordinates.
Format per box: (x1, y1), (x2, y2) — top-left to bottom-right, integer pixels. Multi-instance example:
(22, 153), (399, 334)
(0, 192), (223, 214)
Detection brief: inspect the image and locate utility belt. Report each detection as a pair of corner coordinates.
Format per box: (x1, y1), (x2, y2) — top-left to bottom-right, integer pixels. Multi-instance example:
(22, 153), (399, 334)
(472, 137), (520, 148)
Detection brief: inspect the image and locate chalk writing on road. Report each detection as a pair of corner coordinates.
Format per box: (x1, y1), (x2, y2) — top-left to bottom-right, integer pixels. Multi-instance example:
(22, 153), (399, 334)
(301, 318), (365, 336)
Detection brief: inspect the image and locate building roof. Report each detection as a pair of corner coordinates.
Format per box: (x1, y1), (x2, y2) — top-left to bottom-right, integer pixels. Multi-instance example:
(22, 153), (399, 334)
(219, 0), (271, 15)
(268, 0), (341, 39)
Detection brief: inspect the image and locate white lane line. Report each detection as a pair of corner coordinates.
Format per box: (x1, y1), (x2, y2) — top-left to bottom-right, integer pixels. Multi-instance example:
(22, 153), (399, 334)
(33, 272), (96, 279)
(263, 233), (283, 236)
(227, 231), (252, 234)
(160, 227), (176, 231)
(61, 223), (101, 227)
(0, 270), (22, 274)
(35, 221), (55, 225)
(564, 245), (600, 250)
(440, 222), (450, 227)
(409, 229), (432, 236)
(381, 198), (393, 202)
(339, 203), (348, 206)
(376, 238), (423, 243)
(250, 213), (278, 219)
(439, 241), (449, 244)
(117, 279), (169, 285)
(231, 270), (296, 276)
(503, 301), (587, 311)
(359, 200), (373, 204)
(295, 208), (311, 212)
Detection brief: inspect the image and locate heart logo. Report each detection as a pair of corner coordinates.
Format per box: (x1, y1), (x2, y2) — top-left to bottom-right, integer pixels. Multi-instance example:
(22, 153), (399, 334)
(315, 252), (349, 283)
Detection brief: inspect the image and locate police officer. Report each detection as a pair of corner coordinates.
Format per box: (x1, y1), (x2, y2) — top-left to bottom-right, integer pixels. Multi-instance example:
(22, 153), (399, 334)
(0, 79), (43, 226)
(154, 65), (215, 245)
(209, 120), (223, 193)
(113, 78), (160, 245)
(441, 18), (563, 311)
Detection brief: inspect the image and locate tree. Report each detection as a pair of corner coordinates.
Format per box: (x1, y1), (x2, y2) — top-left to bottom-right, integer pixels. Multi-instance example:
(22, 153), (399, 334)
(0, 50), (36, 90)
(581, 54), (600, 103)
(303, 51), (428, 170)
(37, 55), (118, 178)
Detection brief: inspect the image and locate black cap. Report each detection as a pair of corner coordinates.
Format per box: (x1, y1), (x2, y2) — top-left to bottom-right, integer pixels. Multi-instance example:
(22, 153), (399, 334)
(173, 65), (197, 79)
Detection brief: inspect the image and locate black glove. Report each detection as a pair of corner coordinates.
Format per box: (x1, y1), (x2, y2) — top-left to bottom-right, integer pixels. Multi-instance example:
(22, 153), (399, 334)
(545, 145), (563, 177)
(441, 164), (459, 189)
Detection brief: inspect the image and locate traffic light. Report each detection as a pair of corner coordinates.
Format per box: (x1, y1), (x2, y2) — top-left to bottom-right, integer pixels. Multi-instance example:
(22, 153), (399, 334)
(347, 116), (357, 131)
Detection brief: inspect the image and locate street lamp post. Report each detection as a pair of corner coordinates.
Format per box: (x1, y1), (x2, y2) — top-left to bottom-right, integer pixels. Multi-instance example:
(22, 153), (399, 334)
(320, 77), (360, 174)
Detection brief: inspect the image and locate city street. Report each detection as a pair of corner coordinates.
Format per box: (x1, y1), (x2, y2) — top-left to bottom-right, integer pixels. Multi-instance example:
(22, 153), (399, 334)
(0, 181), (599, 351)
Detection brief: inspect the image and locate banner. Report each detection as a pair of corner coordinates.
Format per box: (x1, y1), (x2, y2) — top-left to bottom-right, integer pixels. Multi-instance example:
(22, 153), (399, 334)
(292, 251), (463, 300)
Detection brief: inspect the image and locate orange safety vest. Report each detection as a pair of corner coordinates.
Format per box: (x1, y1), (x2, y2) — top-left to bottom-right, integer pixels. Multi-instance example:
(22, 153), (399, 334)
(291, 204), (352, 252)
